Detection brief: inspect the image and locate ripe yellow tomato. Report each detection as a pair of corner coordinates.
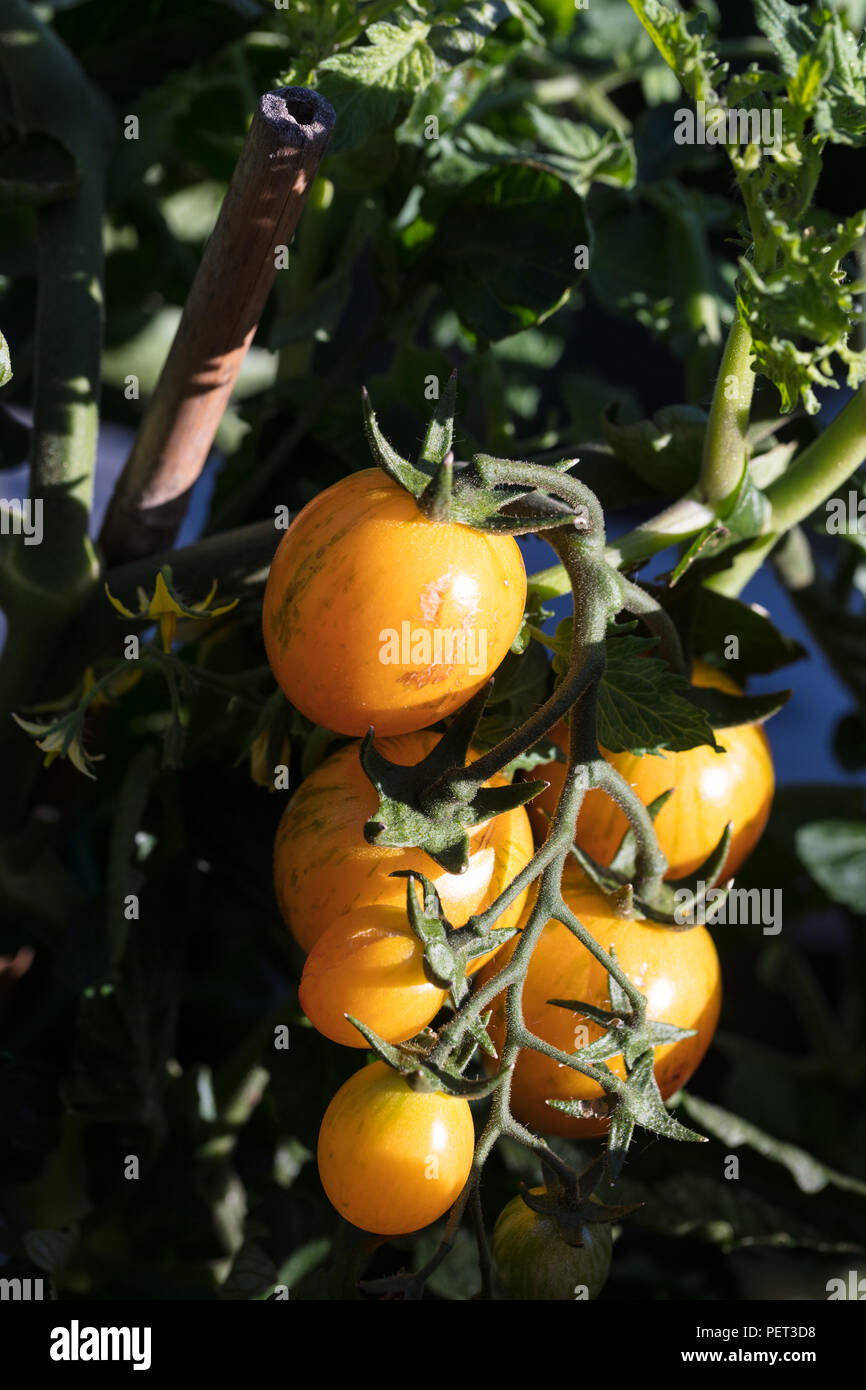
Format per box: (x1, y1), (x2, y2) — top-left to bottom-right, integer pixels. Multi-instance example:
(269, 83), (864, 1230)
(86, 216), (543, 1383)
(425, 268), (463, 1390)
(262, 469), (526, 737)
(531, 661), (774, 879)
(317, 1061), (475, 1234)
(273, 729), (534, 960)
(299, 904), (449, 1048)
(479, 870), (721, 1138)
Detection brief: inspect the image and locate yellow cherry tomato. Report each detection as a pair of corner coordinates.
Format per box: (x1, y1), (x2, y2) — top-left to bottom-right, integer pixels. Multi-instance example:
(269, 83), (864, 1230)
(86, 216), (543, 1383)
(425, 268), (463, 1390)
(262, 469), (527, 736)
(317, 1061), (475, 1235)
(273, 729), (534, 963)
(298, 904), (449, 1048)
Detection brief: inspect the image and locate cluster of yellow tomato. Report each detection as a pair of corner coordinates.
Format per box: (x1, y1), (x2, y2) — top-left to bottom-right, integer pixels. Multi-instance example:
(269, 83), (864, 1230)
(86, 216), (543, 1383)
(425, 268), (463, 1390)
(262, 469), (775, 1250)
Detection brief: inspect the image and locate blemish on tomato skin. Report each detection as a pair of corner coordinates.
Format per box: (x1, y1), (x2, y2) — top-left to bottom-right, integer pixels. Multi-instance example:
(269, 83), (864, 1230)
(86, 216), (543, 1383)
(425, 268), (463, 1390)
(419, 574), (451, 622)
(398, 664), (455, 689)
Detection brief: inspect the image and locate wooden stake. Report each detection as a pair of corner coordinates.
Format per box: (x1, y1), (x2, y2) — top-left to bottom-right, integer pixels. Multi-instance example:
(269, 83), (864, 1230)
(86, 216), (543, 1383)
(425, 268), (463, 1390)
(99, 87), (336, 564)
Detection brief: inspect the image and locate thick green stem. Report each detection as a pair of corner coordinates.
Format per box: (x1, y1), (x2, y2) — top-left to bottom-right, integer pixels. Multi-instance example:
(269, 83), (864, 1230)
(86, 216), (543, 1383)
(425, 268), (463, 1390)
(699, 317), (756, 506)
(765, 385), (866, 532)
(0, 1), (112, 820)
(528, 494), (717, 597)
(616, 571), (687, 674)
(708, 385), (866, 597)
(275, 175), (334, 381)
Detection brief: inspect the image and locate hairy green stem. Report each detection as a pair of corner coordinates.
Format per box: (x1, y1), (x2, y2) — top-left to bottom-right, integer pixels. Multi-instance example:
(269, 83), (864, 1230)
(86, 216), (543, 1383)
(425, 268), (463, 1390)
(765, 385), (866, 532)
(593, 761), (668, 889)
(708, 385), (866, 596)
(699, 317), (756, 506)
(616, 571), (688, 674)
(528, 493), (718, 596)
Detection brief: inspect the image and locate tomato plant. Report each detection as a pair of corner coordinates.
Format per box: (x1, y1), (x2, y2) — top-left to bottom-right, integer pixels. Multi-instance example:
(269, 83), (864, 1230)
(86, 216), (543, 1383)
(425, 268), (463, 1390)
(491, 1187), (613, 1301)
(273, 729), (534, 956)
(3, 0), (866, 1321)
(262, 469), (527, 736)
(316, 1061), (475, 1236)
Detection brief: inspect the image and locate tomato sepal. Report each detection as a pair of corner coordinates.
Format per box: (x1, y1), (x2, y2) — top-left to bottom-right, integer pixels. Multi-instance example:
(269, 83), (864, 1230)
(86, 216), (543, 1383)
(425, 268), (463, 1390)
(361, 385), (432, 497)
(362, 380), (599, 534)
(361, 687), (546, 873)
(520, 1164), (642, 1233)
(451, 1010), (497, 1070)
(550, 1050), (707, 1179)
(397, 870), (461, 991)
(547, 943), (699, 1072)
(344, 1012), (510, 1100)
(393, 869), (520, 1004)
(565, 814), (736, 928)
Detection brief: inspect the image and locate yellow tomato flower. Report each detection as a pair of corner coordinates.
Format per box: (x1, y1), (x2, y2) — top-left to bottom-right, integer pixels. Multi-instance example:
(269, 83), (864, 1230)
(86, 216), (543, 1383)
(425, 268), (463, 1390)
(105, 566), (238, 653)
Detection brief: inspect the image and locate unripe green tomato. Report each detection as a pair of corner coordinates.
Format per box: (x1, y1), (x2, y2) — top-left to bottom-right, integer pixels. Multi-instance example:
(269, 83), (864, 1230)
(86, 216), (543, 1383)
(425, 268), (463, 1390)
(491, 1187), (613, 1301)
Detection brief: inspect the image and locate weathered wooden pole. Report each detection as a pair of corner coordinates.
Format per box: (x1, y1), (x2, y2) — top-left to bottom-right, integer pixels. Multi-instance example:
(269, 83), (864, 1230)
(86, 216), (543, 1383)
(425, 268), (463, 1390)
(100, 87), (336, 564)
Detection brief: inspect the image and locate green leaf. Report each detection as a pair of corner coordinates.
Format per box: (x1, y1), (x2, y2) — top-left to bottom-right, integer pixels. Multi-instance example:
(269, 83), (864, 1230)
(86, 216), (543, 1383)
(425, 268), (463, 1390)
(685, 589), (807, 676)
(0, 329), (11, 388)
(671, 468), (772, 583)
(587, 188), (727, 355)
(626, 0), (727, 104)
(795, 819), (866, 912)
(614, 1160), (866, 1254)
(683, 682), (790, 730)
(739, 210), (866, 416)
(425, 123), (525, 191)
(428, 0), (515, 67)
(596, 633), (721, 754)
(61, 918), (183, 1126)
(268, 197), (381, 349)
(676, 1092), (866, 1198)
(753, 0), (815, 78)
(317, 15), (436, 154)
(601, 402), (707, 495)
(526, 106), (637, 195)
(218, 1241), (280, 1301)
(426, 163), (588, 341)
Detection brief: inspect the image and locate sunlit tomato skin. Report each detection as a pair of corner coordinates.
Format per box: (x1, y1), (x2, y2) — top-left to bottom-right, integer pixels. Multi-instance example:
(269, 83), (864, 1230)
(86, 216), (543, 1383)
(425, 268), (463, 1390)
(273, 729), (534, 962)
(262, 469), (527, 737)
(530, 661), (774, 880)
(317, 1061), (475, 1235)
(492, 1188), (613, 1300)
(299, 904), (448, 1048)
(479, 871), (721, 1138)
